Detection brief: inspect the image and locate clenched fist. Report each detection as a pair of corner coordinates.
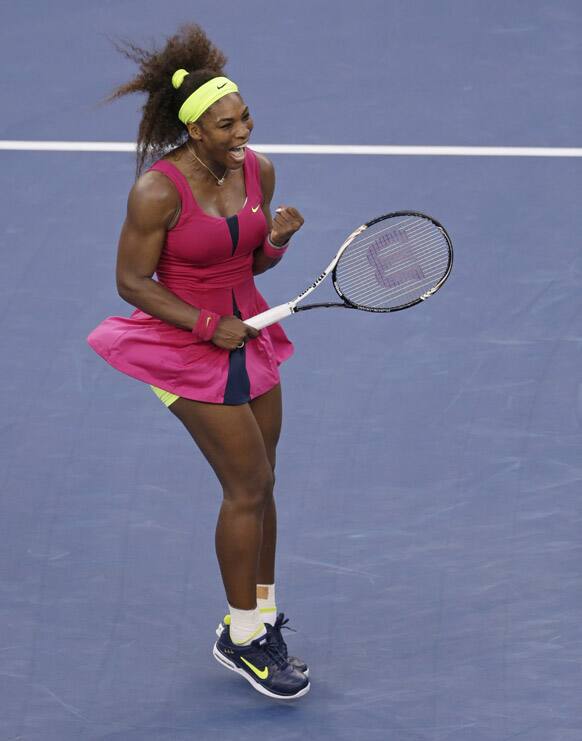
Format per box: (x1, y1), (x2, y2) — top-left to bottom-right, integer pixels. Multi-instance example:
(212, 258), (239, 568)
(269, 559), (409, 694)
(270, 206), (304, 246)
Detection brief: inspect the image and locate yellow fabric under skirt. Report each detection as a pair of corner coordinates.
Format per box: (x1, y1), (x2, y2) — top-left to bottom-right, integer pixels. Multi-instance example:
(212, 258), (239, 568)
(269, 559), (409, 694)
(150, 385), (180, 407)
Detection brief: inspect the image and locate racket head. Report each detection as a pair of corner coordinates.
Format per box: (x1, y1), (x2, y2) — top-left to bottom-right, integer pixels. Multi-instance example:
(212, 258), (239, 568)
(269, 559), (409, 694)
(331, 211), (453, 313)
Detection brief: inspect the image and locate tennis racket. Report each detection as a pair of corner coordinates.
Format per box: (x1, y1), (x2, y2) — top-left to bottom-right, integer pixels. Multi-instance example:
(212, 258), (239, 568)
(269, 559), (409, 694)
(245, 211), (453, 330)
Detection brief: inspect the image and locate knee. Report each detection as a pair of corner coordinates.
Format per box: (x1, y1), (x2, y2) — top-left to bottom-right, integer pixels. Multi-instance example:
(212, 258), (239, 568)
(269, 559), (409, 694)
(224, 466), (274, 511)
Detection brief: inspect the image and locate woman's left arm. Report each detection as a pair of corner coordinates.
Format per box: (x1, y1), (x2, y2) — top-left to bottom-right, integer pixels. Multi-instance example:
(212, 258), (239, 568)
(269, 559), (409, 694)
(252, 153), (304, 275)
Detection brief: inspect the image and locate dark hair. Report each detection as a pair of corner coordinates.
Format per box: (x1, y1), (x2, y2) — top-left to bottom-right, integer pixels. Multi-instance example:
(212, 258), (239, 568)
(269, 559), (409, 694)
(107, 24), (228, 175)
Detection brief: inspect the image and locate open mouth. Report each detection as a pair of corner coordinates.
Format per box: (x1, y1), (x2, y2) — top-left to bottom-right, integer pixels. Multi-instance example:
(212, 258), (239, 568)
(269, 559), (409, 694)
(228, 143), (247, 162)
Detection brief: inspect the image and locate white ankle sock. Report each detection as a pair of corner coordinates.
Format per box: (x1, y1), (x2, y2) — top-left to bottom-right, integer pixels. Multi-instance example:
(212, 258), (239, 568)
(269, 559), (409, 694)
(257, 583), (277, 626)
(228, 605), (266, 645)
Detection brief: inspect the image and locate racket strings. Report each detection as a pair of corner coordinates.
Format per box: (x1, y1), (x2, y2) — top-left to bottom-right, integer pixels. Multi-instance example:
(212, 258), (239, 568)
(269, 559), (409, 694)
(340, 242), (448, 306)
(338, 223), (443, 279)
(342, 241), (448, 301)
(339, 218), (439, 266)
(334, 215), (451, 310)
(340, 226), (446, 284)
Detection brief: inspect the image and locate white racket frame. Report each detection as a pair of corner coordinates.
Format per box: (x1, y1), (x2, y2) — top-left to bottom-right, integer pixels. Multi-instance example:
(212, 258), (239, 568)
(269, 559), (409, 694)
(245, 224), (367, 330)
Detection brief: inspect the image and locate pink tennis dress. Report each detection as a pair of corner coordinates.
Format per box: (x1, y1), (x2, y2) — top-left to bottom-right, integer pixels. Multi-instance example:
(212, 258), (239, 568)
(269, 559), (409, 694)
(87, 148), (293, 404)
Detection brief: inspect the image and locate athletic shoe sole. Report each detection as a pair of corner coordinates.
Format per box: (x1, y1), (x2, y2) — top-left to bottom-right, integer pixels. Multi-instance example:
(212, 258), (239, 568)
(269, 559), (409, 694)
(212, 642), (310, 700)
(215, 623), (309, 677)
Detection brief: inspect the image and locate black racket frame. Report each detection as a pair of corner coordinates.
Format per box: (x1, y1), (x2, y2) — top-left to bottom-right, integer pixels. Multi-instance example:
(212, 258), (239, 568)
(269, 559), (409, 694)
(295, 210), (454, 314)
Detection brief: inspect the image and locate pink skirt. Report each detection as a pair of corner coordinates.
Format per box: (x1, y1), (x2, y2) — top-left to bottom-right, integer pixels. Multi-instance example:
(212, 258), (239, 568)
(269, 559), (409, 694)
(87, 280), (294, 404)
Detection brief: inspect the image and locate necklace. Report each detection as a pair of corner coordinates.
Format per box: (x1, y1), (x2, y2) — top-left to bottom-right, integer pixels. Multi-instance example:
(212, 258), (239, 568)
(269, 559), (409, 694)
(187, 142), (228, 186)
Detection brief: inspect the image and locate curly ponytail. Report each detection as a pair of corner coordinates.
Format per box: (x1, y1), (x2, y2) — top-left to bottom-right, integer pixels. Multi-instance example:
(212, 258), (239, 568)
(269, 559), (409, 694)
(106, 24), (228, 176)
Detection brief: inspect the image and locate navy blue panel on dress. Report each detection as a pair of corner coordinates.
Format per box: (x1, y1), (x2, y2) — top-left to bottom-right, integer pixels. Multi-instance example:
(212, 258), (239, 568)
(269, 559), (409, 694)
(226, 214), (239, 256)
(223, 345), (251, 405)
(223, 217), (250, 404)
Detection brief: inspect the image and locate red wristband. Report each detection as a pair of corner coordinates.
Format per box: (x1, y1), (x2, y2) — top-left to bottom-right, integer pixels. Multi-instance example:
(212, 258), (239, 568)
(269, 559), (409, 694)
(192, 308), (221, 341)
(262, 234), (289, 259)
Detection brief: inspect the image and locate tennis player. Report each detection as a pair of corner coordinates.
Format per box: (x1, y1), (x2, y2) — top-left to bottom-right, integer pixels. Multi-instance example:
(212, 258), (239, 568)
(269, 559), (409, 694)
(87, 23), (309, 700)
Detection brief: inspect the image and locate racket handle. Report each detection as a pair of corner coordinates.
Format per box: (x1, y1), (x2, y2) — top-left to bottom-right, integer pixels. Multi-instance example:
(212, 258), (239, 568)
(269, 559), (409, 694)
(244, 303), (293, 330)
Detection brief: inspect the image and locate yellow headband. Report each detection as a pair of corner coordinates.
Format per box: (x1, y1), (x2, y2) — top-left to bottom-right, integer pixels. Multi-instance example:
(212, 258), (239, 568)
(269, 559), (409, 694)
(172, 70), (239, 124)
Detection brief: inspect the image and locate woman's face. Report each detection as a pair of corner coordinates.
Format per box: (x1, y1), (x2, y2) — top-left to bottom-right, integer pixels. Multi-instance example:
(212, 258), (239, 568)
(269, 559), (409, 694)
(188, 93), (254, 170)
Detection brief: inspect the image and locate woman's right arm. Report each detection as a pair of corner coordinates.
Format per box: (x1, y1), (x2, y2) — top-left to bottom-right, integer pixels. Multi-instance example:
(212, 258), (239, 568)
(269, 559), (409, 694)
(115, 172), (258, 349)
(116, 172), (200, 331)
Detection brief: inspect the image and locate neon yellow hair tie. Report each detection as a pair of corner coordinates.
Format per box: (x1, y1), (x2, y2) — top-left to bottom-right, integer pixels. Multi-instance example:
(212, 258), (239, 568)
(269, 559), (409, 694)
(176, 76), (239, 124)
(172, 69), (189, 89)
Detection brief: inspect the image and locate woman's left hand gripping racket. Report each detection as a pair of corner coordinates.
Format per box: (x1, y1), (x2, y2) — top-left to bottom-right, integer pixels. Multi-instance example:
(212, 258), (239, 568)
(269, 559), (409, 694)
(245, 211), (453, 330)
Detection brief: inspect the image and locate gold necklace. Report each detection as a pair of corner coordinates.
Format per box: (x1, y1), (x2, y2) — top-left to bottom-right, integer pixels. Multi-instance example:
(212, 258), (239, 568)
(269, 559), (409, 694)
(187, 142), (228, 186)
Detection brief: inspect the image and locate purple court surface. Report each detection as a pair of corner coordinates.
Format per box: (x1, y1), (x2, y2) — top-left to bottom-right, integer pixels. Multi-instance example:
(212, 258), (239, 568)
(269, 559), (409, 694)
(1, 2), (581, 739)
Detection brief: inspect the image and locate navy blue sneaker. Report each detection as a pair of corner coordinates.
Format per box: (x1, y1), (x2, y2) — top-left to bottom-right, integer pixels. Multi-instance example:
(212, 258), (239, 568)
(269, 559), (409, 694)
(268, 613), (309, 676)
(216, 613), (309, 676)
(213, 620), (310, 700)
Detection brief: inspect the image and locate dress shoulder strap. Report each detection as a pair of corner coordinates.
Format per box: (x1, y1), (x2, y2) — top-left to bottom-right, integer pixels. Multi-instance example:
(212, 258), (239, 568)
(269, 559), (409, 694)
(243, 148), (264, 202)
(148, 159), (195, 211)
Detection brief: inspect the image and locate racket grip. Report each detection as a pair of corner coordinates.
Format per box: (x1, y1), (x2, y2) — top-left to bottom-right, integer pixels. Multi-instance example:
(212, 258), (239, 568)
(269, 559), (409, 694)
(244, 303), (293, 330)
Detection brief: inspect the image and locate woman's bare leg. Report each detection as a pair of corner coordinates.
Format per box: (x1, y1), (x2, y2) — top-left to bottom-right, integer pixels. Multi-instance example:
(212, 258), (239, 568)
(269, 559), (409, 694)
(168, 396), (273, 609)
(249, 384), (282, 586)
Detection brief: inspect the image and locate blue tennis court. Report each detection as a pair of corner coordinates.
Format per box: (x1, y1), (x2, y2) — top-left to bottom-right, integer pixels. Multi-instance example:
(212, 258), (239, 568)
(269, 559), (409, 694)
(2, 1), (582, 739)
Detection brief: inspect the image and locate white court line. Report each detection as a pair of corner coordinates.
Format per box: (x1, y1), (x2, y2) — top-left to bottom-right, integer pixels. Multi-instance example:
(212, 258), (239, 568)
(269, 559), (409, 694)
(1, 140), (582, 157)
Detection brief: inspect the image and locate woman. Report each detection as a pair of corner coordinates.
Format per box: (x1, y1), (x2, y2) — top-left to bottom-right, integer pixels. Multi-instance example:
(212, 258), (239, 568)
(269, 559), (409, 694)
(87, 24), (309, 700)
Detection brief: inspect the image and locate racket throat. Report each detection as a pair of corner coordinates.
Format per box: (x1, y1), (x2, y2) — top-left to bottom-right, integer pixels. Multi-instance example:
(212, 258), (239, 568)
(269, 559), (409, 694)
(294, 302), (351, 312)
